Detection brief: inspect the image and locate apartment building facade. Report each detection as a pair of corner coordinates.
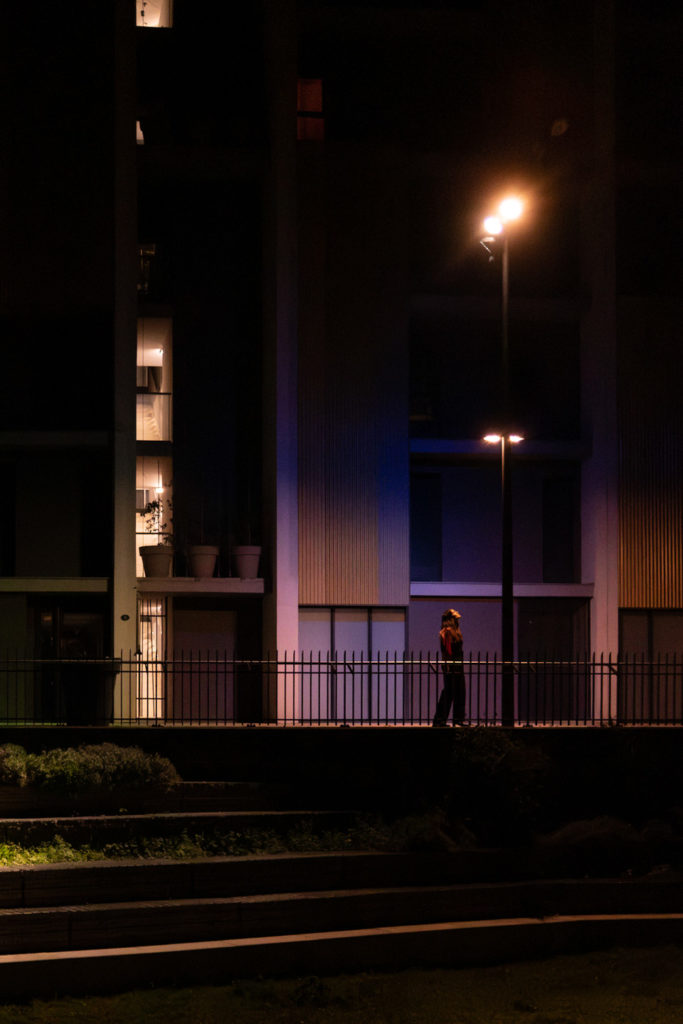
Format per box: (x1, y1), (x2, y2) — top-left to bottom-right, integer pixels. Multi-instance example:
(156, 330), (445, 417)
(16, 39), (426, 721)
(1, 0), (681, 721)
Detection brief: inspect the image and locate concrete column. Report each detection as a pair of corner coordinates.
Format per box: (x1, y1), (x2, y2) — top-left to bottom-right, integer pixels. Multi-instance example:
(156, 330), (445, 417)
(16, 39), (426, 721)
(262, 0), (299, 666)
(581, 0), (619, 668)
(112, 0), (138, 663)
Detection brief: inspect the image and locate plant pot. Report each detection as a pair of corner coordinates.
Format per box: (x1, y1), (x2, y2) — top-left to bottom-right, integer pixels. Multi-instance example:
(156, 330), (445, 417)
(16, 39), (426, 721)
(188, 544), (219, 578)
(233, 544), (261, 579)
(140, 544), (174, 578)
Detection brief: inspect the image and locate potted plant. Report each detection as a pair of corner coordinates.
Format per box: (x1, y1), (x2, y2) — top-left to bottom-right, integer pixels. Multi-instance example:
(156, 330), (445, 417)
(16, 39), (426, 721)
(233, 542), (261, 579)
(186, 496), (220, 577)
(232, 519), (261, 579)
(188, 543), (220, 577)
(232, 477), (261, 579)
(139, 497), (174, 577)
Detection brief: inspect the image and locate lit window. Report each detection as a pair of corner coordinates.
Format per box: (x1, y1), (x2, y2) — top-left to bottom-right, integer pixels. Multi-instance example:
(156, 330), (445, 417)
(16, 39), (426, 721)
(136, 0), (173, 28)
(136, 121), (145, 145)
(135, 455), (173, 577)
(137, 318), (173, 442)
(297, 78), (324, 140)
(137, 597), (167, 720)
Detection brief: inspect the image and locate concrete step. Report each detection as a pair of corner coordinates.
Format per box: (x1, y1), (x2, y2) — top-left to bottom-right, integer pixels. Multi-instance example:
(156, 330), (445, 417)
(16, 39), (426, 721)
(3, 912), (683, 1000)
(0, 781), (282, 817)
(2, 877), (683, 955)
(3, 848), (683, 911)
(0, 851), (431, 908)
(0, 808), (357, 846)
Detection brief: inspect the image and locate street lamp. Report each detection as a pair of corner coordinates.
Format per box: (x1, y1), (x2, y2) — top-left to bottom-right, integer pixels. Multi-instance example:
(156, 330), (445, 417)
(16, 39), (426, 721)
(484, 431), (523, 726)
(481, 196), (524, 727)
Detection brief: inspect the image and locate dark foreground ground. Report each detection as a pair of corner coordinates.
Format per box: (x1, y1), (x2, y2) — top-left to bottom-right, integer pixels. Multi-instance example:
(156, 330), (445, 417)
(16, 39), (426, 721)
(2, 945), (683, 1023)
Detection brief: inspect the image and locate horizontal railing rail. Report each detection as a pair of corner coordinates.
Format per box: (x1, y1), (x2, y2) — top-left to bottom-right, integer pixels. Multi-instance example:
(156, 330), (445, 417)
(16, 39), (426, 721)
(0, 652), (681, 727)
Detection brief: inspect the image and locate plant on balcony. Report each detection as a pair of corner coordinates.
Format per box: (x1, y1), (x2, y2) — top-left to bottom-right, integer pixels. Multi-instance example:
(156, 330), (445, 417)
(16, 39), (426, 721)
(139, 496), (174, 577)
(142, 498), (173, 542)
(232, 479), (261, 579)
(187, 496), (220, 578)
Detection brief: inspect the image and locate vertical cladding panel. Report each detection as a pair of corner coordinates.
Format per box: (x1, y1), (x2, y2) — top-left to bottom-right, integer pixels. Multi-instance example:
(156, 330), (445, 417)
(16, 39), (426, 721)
(618, 302), (683, 608)
(297, 179), (379, 605)
(620, 427), (683, 607)
(298, 154), (409, 608)
(299, 370), (379, 606)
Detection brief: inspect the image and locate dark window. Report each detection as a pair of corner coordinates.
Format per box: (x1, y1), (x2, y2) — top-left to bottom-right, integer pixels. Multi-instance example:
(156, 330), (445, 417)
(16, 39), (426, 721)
(620, 610), (683, 656)
(542, 476), (578, 583)
(410, 473), (442, 581)
(297, 79), (324, 140)
(517, 597), (590, 722)
(517, 597), (589, 658)
(409, 314), (580, 440)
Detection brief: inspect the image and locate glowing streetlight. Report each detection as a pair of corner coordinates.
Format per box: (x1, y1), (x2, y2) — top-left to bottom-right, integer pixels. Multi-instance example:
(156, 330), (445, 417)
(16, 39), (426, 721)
(484, 433), (523, 446)
(498, 196), (523, 223)
(483, 216), (503, 236)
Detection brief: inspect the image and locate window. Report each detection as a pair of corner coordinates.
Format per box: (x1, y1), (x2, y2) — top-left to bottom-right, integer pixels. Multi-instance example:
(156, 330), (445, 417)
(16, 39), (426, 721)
(136, 455), (173, 577)
(620, 610), (683, 656)
(137, 596), (168, 720)
(299, 607), (406, 656)
(297, 79), (324, 140)
(618, 610), (683, 723)
(410, 473), (442, 581)
(542, 475), (579, 583)
(298, 608), (406, 723)
(136, 0), (173, 27)
(136, 318), (173, 442)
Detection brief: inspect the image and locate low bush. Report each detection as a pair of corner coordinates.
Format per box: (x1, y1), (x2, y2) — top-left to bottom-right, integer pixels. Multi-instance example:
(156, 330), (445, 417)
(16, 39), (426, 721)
(445, 727), (552, 845)
(0, 743), (29, 786)
(0, 743), (180, 794)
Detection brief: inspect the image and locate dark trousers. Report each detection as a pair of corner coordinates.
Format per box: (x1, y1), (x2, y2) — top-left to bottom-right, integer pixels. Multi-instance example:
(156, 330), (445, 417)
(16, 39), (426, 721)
(433, 664), (466, 725)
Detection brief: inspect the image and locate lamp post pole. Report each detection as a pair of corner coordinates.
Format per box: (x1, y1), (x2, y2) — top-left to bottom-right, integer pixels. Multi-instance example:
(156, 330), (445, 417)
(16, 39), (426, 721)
(500, 232), (515, 726)
(482, 198), (523, 727)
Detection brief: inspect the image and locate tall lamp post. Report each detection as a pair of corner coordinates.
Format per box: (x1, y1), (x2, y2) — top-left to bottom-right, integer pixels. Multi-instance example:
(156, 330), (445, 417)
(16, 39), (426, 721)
(481, 196), (524, 727)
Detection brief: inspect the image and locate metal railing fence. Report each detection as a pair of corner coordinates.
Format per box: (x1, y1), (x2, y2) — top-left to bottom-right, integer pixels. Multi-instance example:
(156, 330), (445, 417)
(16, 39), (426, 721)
(0, 652), (681, 727)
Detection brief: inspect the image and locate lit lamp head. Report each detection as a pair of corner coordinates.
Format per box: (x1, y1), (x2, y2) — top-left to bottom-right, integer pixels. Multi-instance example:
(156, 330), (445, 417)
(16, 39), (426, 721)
(483, 433), (524, 445)
(483, 216), (503, 236)
(498, 196), (523, 223)
(482, 196), (524, 237)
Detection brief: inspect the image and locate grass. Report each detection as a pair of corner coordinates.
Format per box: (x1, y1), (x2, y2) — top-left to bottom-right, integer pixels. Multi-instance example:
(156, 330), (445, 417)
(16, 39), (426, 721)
(0, 819), (405, 865)
(1, 946), (683, 1021)
(0, 812), (461, 865)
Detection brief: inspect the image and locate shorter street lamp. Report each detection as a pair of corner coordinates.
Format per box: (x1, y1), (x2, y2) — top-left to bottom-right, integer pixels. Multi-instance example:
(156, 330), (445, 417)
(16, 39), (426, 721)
(484, 432), (523, 726)
(481, 195), (525, 727)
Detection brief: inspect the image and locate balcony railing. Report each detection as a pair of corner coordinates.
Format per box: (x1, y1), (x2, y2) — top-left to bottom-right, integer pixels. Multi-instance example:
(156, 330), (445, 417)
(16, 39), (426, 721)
(0, 653), (681, 727)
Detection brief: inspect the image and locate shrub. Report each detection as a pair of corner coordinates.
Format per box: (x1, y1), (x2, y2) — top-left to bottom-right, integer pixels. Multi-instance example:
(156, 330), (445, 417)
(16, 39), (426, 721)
(0, 744), (29, 787)
(24, 743), (180, 794)
(445, 728), (551, 845)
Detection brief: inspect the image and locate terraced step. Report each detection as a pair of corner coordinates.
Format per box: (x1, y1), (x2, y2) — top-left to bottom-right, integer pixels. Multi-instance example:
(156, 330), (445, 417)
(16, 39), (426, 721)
(0, 851), (436, 908)
(1, 876), (683, 955)
(3, 913), (683, 1001)
(0, 808), (357, 846)
(0, 781), (281, 817)
(3, 848), (683, 911)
